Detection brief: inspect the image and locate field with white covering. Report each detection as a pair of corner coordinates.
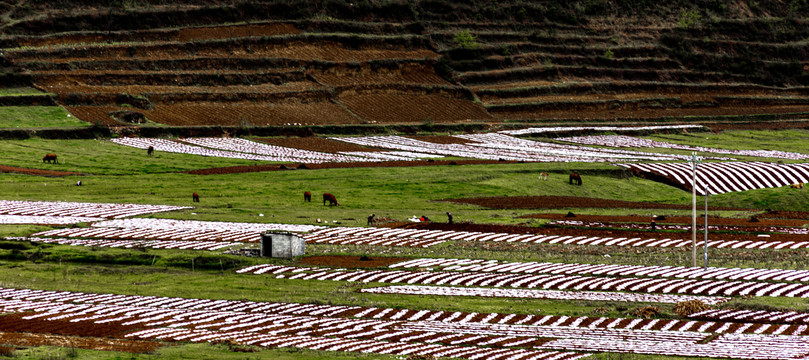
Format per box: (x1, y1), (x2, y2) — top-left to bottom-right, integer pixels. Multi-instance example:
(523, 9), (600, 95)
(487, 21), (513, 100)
(3, 129), (809, 359)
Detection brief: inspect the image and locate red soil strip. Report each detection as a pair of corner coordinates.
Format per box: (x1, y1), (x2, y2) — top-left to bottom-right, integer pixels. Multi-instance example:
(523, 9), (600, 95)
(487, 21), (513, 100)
(521, 213), (808, 227)
(184, 159), (519, 175)
(176, 23), (300, 42)
(443, 195), (751, 211)
(0, 330), (162, 354)
(758, 210), (809, 220)
(0, 313), (143, 338)
(297, 255), (409, 268)
(0, 165), (82, 177)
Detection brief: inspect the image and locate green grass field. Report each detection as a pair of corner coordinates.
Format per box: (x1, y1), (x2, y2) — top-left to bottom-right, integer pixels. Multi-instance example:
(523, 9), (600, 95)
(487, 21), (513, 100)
(0, 106), (91, 128)
(2, 130), (809, 359)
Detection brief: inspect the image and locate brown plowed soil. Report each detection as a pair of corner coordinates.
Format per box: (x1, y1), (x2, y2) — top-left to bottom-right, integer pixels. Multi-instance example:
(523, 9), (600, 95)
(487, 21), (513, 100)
(0, 313), (143, 338)
(298, 255), (409, 268)
(0, 331), (162, 354)
(144, 102), (361, 126)
(313, 63), (451, 87)
(443, 195), (751, 211)
(0, 165), (82, 177)
(339, 92), (492, 123)
(758, 210), (809, 220)
(493, 105), (809, 122)
(521, 213), (808, 227)
(184, 159), (519, 175)
(176, 23), (300, 42)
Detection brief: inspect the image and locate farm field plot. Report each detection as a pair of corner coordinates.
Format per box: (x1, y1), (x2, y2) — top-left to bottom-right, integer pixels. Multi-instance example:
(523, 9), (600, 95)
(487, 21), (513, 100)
(4, 286), (809, 359)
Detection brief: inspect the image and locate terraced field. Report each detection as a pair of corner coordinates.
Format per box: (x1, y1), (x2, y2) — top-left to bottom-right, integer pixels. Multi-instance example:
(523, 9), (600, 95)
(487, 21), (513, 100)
(2, 1), (808, 129)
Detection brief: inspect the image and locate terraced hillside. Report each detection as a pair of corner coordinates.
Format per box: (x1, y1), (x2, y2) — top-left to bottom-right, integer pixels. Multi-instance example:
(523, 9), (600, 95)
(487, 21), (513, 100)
(0, 1), (808, 128)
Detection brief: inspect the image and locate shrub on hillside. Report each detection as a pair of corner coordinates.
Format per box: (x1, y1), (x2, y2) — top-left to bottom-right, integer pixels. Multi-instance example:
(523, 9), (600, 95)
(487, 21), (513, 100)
(674, 299), (711, 317)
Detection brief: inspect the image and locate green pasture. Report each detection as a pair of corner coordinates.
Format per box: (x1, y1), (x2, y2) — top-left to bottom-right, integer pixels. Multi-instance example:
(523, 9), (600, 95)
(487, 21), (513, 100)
(0, 106), (90, 128)
(1, 130), (809, 359)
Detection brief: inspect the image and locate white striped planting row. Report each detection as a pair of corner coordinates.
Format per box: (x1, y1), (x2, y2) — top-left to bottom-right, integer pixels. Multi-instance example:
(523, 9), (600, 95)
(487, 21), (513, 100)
(109, 137), (287, 162)
(551, 219), (809, 235)
(0, 287), (803, 337)
(92, 218), (323, 233)
(339, 150), (444, 160)
(180, 137), (371, 163)
(239, 264), (809, 298)
(8, 237), (237, 251)
(0, 214), (104, 225)
(303, 231), (445, 248)
(541, 336), (809, 360)
(32, 227), (440, 248)
(333, 134), (684, 163)
(390, 258), (809, 284)
(311, 226), (809, 250)
(0, 295), (587, 360)
(129, 328), (586, 360)
(2, 295), (797, 360)
(499, 125), (703, 136)
(456, 133), (691, 162)
(620, 161), (809, 195)
(559, 135), (809, 160)
(34, 227), (258, 243)
(0, 200), (190, 219)
(690, 309), (809, 326)
(361, 285), (729, 305)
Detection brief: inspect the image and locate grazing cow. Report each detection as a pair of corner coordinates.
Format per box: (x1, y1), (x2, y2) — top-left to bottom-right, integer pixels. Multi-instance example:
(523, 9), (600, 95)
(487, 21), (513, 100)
(791, 183), (804, 189)
(569, 173), (582, 185)
(539, 172), (549, 180)
(192, 192), (200, 202)
(323, 193), (338, 206)
(42, 153), (58, 163)
(304, 191), (312, 202)
(147, 146), (154, 156)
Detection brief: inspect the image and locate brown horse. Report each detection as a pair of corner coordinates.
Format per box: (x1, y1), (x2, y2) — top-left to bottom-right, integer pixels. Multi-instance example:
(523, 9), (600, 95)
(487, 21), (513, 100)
(323, 193), (338, 206)
(304, 191), (312, 202)
(791, 183), (804, 189)
(569, 173), (582, 185)
(192, 192), (200, 202)
(147, 146), (154, 156)
(539, 172), (549, 180)
(42, 153), (57, 163)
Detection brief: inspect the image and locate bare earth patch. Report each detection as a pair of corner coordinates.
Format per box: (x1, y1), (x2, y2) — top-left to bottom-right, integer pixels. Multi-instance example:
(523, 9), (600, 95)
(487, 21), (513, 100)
(0, 165), (82, 177)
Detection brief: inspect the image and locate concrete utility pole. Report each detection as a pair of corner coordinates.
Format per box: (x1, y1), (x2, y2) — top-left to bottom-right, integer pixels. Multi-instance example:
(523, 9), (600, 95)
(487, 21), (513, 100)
(704, 184), (709, 270)
(689, 152), (701, 268)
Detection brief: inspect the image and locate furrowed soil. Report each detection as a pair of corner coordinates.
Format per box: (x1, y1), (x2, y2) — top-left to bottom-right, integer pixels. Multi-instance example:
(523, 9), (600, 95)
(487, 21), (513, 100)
(0, 165), (82, 177)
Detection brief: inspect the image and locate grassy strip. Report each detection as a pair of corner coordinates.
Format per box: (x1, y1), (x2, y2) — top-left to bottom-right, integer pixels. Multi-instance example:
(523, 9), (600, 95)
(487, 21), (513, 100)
(0, 107), (90, 129)
(0, 87), (50, 96)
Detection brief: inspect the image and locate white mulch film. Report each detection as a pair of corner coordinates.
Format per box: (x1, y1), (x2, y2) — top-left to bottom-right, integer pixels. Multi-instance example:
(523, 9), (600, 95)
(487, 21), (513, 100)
(2, 286), (808, 360)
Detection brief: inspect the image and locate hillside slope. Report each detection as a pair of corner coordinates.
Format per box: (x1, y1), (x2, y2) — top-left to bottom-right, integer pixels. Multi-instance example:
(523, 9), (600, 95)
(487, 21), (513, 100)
(0, 0), (807, 128)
